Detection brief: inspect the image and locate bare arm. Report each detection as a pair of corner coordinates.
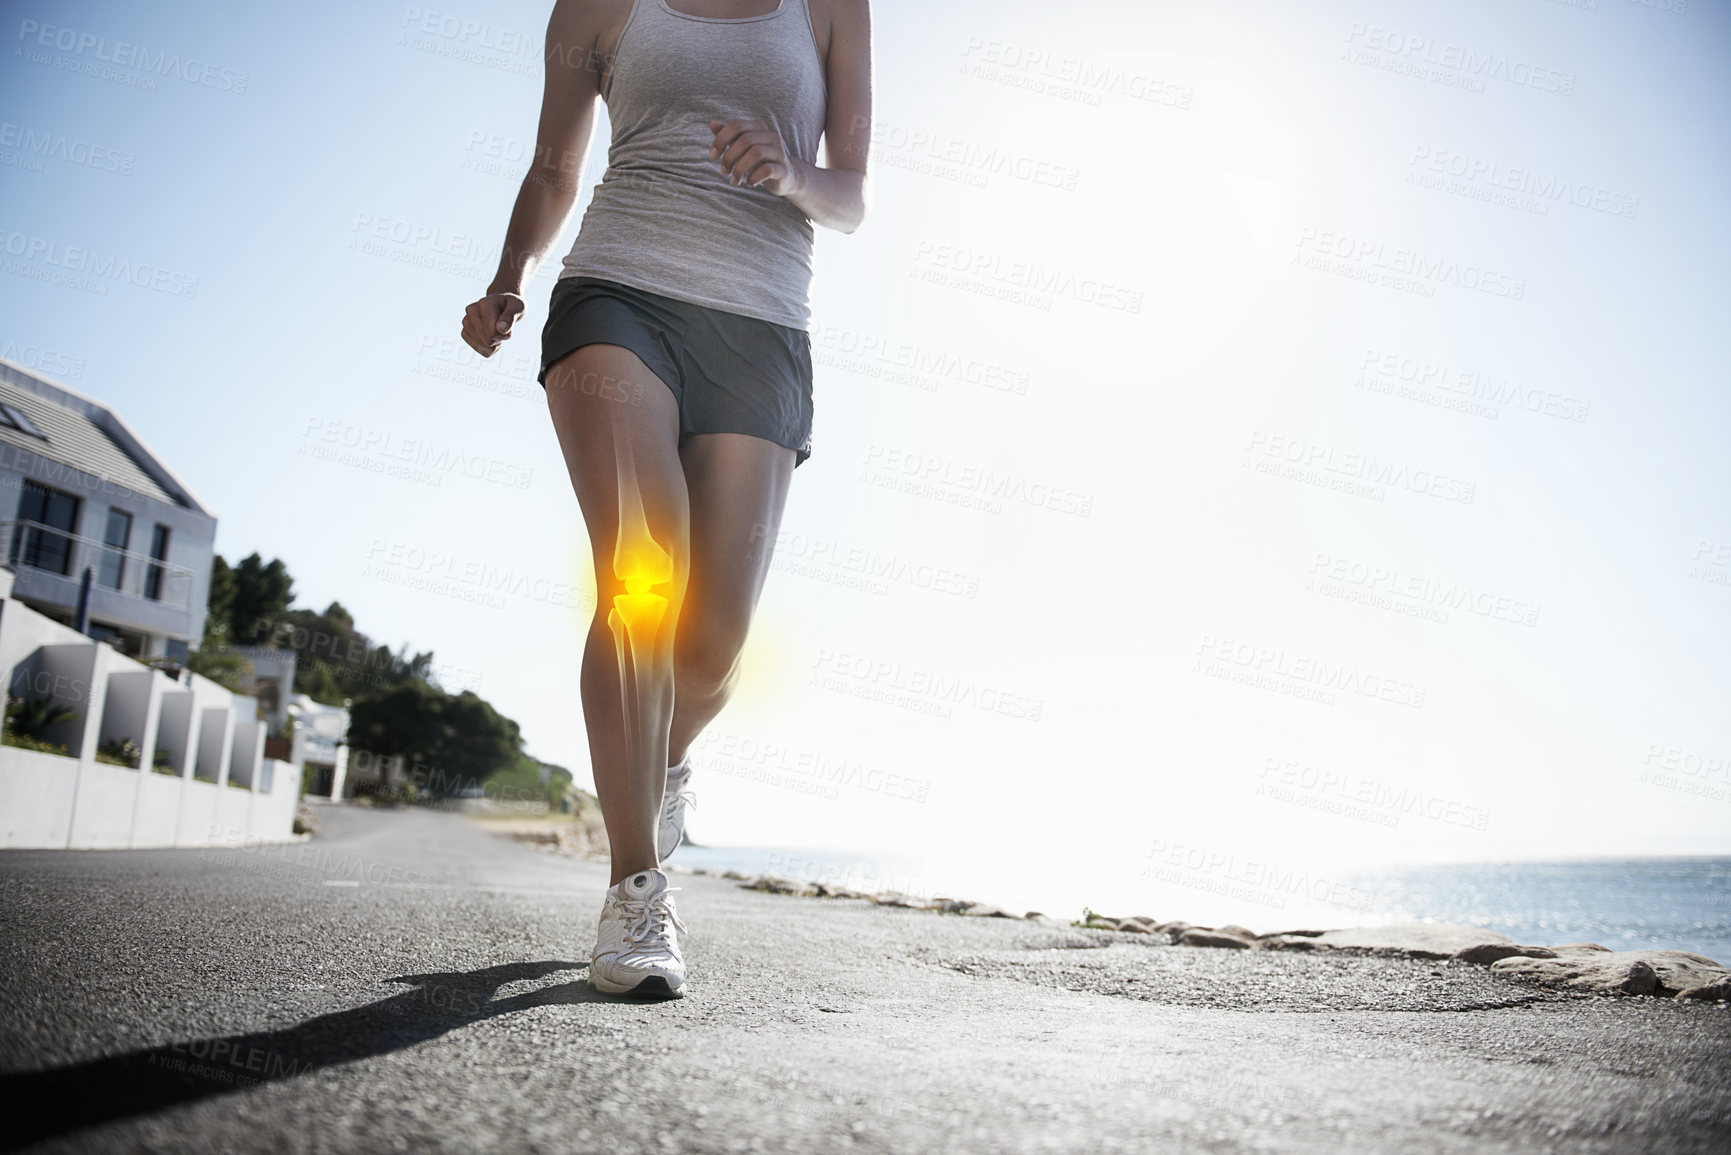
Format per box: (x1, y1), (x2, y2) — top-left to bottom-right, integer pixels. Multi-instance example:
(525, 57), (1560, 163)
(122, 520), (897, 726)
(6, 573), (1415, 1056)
(461, 0), (605, 356)
(711, 0), (873, 233)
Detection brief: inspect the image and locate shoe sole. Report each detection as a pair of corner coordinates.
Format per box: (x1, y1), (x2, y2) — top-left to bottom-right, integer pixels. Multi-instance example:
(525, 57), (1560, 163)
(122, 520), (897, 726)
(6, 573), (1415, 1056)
(590, 973), (684, 999)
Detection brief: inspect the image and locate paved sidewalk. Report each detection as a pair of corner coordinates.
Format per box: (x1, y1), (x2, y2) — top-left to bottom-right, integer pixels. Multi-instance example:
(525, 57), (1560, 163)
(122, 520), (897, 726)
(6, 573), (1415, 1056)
(1, 805), (1726, 1153)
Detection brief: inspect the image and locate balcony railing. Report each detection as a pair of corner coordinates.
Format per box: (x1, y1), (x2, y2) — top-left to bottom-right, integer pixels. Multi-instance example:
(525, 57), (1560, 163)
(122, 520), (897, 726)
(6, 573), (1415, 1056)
(4, 520), (195, 611)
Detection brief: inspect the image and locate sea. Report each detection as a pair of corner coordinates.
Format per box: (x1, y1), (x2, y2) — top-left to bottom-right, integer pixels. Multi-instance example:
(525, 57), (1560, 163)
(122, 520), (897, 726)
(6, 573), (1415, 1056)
(672, 846), (1731, 965)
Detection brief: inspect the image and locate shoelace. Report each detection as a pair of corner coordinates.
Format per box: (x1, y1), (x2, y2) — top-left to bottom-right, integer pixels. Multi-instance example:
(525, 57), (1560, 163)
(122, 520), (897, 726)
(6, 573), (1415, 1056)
(663, 789), (697, 817)
(616, 888), (688, 956)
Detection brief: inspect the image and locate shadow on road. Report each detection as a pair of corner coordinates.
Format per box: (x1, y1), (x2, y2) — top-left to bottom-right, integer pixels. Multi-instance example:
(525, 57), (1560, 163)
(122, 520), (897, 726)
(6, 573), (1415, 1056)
(1, 960), (601, 1150)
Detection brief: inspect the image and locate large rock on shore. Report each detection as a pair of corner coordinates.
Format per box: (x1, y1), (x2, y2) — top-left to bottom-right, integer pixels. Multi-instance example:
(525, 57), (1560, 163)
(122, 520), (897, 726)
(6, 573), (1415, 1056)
(1178, 928), (1254, 950)
(1453, 943), (1559, 966)
(1306, 924), (1513, 960)
(1491, 949), (1729, 996)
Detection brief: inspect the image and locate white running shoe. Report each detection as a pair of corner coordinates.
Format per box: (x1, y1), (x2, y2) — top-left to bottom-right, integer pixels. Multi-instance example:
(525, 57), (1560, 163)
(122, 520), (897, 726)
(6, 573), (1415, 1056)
(590, 868), (687, 998)
(657, 758), (695, 861)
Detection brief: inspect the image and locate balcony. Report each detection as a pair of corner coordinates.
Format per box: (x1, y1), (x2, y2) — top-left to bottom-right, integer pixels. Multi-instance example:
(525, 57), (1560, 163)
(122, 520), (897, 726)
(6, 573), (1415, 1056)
(4, 520), (196, 612)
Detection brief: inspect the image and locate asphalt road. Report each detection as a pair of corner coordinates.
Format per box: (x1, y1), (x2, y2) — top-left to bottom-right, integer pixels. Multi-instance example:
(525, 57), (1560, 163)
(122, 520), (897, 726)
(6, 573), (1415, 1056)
(1, 804), (1727, 1154)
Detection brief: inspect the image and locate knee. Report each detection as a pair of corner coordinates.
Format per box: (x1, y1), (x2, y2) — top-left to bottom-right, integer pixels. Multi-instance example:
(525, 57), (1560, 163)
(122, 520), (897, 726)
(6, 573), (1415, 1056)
(593, 523), (688, 639)
(675, 620), (748, 696)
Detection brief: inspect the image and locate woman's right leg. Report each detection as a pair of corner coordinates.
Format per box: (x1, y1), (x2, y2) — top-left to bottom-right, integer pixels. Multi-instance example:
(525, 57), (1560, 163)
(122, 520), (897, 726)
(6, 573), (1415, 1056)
(544, 343), (689, 887)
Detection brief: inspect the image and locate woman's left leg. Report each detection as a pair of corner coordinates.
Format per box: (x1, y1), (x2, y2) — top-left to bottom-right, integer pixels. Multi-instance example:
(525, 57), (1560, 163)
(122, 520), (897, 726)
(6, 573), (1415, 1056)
(667, 432), (796, 763)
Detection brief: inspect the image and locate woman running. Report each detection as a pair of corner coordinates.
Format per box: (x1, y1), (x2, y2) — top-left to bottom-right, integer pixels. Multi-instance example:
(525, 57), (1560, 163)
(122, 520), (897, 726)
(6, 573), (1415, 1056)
(459, 0), (872, 998)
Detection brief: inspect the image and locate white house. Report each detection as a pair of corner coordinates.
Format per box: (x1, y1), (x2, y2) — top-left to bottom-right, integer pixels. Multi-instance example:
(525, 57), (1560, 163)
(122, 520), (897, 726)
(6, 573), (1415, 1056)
(0, 356), (214, 663)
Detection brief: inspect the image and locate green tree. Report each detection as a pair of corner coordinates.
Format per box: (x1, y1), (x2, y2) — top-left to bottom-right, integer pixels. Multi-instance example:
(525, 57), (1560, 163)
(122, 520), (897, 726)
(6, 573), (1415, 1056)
(348, 682), (522, 794)
(185, 647), (252, 694)
(284, 603), (434, 705)
(203, 555), (236, 648)
(228, 553), (295, 645)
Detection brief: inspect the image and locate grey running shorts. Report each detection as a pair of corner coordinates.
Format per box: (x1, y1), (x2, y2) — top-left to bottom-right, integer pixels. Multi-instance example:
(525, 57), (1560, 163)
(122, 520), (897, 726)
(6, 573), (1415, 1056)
(538, 275), (814, 467)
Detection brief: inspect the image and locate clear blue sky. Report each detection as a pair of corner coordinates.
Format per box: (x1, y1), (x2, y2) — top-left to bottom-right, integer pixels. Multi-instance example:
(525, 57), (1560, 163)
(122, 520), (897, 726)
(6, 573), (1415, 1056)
(4, 0), (1728, 922)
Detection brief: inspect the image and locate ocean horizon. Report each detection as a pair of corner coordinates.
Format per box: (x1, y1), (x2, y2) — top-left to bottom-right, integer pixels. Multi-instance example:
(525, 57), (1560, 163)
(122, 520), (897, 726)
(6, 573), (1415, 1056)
(671, 846), (1731, 965)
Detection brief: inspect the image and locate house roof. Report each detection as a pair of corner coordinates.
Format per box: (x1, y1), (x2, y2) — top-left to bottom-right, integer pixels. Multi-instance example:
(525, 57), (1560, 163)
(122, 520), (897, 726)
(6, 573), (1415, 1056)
(0, 356), (210, 514)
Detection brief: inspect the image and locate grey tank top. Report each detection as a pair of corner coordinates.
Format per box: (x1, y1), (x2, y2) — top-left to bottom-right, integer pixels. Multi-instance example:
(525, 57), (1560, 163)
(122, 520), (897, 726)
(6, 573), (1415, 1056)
(558, 0), (828, 330)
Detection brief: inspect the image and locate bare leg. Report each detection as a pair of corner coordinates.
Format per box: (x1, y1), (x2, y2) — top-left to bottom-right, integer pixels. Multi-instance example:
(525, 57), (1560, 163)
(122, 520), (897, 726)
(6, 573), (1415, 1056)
(544, 344), (689, 886)
(667, 433), (796, 765)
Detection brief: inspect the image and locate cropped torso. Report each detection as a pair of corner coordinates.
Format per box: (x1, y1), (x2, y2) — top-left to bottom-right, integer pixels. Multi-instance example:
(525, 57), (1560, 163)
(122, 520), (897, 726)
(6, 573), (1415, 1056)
(559, 0), (829, 330)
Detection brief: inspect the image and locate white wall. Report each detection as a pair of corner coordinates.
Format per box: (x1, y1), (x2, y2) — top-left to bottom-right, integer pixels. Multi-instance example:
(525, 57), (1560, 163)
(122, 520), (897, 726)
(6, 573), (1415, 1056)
(0, 591), (302, 849)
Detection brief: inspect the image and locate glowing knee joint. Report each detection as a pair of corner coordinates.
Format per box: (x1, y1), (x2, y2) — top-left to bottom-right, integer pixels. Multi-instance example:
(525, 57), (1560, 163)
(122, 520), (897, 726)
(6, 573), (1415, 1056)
(607, 530), (674, 657)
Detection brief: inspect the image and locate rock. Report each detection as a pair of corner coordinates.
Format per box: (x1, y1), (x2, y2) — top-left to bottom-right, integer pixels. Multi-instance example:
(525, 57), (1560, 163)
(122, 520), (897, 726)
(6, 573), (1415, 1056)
(1491, 950), (1728, 997)
(1618, 961), (1659, 996)
(1153, 921), (1194, 936)
(1118, 916), (1159, 931)
(1552, 942), (1609, 951)
(1453, 943), (1559, 966)
(1257, 929), (1327, 939)
(872, 891), (921, 908)
(1257, 935), (1327, 952)
(1310, 925), (1512, 960)
(1024, 911), (1046, 921)
(721, 870), (751, 880)
(743, 876), (817, 897)
(1675, 979), (1731, 1002)
(962, 904), (1018, 919)
(1114, 920), (1154, 934)
(1217, 924), (1258, 940)
(1177, 929), (1253, 950)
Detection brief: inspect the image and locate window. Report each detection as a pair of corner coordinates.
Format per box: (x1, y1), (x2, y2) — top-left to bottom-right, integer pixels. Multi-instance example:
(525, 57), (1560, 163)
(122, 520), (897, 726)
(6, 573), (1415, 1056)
(98, 508), (133, 590)
(12, 481), (80, 576)
(0, 403), (46, 440)
(144, 524), (170, 601)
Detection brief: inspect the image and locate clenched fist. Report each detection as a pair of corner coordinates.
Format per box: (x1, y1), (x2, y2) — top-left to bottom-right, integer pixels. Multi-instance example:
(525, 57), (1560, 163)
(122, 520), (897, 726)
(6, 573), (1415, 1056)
(709, 119), (805, 197)
(460, 291), (527, 357)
